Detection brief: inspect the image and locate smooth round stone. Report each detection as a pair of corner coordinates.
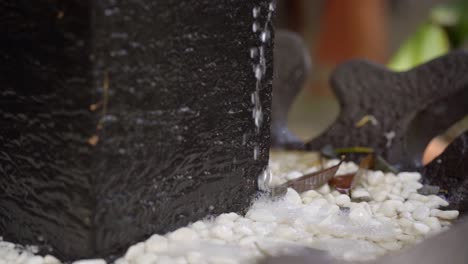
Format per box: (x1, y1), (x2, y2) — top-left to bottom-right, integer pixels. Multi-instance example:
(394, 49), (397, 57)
(246, 208), (276, 222)
(413, 222), (431, 235)
(234, 224), (254, 236)
(398, 172), (422, 182)
(335, 194), (351, 207)
(273, 225), (298, 239)
(156, 256), (175, 264)
(135, 253), (158, 264)
(367, 171), (384, 186)
(145, 234), (169, 253)
(211, 225), (234, 240)
(239, 236), (258, 247)
(301, 190), (321, 199)
(317, 184), (331, 195)
(350, 205), (372, 224)
(168, 227), (199, 242)
(378, 241), (402, 251)
(217, 213), (240, 224)
(286, 171), (303, 180)
(409, 193), (430, 202)
(373, 191), (388, 202)
(351, 188), (371, 201)
(191, 221), (207, 230)
(43, 256), (61, 264)
(398, 201), (417, 213)
(424, 217), (442, 231)
(72, 260), (106, 264)
(25, 256), (44, 264)
(124, 242), (145, 261)
(426, 195), (449, 208)
(284, 188), (302, 204)
(412, 206), (430, 221)
(379, 200), (403, 217)
(186, 252), (203, 264)
(431, 209), (459, 220)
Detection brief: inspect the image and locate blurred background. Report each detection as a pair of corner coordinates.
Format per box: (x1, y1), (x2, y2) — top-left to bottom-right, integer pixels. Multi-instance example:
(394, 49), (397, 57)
(274, 0), (468, 165)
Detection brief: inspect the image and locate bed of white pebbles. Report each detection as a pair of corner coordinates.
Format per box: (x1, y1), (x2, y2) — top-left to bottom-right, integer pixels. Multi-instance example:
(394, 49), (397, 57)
(0, 151), (459, 264)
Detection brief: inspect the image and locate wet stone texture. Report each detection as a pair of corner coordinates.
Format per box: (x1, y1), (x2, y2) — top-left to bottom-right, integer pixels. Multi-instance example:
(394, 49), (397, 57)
(0, 0), (272, 261)
(420, 131), (468, 215)
(306, 51), (468, 170)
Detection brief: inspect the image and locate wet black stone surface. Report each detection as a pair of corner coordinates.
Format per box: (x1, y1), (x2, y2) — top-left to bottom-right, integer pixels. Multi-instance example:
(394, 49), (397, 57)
(420, 131), (468, 215)
(306, 51), (468, 170)
(0, 0), (272, 260)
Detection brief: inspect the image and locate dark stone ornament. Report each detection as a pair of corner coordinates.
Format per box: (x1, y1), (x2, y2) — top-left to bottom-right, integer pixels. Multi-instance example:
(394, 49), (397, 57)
(271, 30), (311, 149)
(420, 130), (468, 215)
(306, 51), (468, 170)
(0, 0), (273, 261)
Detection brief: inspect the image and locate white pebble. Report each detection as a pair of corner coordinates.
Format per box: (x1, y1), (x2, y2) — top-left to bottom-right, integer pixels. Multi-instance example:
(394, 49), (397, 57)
(412, 206), (430, 221)
(234, 224), (254, 236)
(239, 236), (257, 247)
(324, 193), (336, 204)
(301, 190), (321, 199)
(211, 225), (234, 240)
(409, 193), (430, 202)
(431, 209), (459, 220)
(379, 200), (403, 217)
(207, 256), (238, 264)
(191, 221), (207, 230)
(72, 260), (106, 264)
(173, 256), (188, 264)
(373, 191), (388, 202)
(349, 204), (372, 224)
(145, 234), (168, 253)
(378, 241), (402, 251)
(351, 188), (371, 201)
(156, 256), (174, 264)
(424, 217), (442, 231)
(413, 222), (430, 235)
(425, 195), (449, 208)
(218, 212), (239, 222)
(124, 242), (145, 261)
(168, 227), (199, 241)
(43, 255), (61, 264)
(284, 188), (302, 204)
(246, 208), (276, 222)
(274, 225), (297, 239)
(398, 172), (421, 182)
(398, 201), (417, 213)
(286, 171), (303, 180)
(26, 256), (44, 264)
(317, 184), (331, 194)
(367, 171), (384, 186)
(186, 252), (203, 264)
(135, 253), (158, 264)
(335, 194), (351, 207)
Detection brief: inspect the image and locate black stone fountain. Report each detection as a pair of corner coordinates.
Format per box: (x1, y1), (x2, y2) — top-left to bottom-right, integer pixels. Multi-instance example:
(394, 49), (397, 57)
(0, 0), (273, 260)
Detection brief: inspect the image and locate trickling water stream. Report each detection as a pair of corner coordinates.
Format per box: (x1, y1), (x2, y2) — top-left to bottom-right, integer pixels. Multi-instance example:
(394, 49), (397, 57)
(251, 2), (275, 191)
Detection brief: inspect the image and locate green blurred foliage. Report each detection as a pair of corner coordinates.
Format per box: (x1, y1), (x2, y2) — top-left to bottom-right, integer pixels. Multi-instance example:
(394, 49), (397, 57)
(388, 0), (468, 71)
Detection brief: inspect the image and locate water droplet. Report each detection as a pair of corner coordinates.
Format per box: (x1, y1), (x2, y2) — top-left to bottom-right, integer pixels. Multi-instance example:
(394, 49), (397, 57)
(260, 31), (270, 42)
(253, 146), (259, 160)
(250, 47), (258, 58)
(252, 6), (261, 18)
(252, 22), (260, 32)
(269, 2), (276, 11)
(254, 66), (262, 80)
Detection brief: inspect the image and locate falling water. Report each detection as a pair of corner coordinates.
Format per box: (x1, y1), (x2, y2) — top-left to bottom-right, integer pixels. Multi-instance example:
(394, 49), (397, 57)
(251, 2), (275, 191)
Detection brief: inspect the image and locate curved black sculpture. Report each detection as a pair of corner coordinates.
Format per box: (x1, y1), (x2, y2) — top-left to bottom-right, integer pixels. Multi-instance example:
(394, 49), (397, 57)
(306, 51), (468, 170)
(0, 0), (273, 260)
(271, 30), (311, 149)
